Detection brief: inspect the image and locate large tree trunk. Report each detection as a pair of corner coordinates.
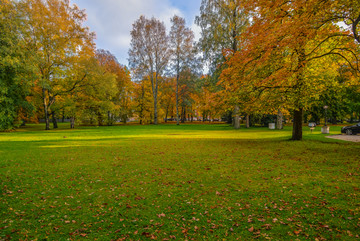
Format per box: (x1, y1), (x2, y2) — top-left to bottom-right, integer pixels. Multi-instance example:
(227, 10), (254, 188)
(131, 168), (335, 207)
(62, 109), (65, 123)
(139, 104), (143, 125)
(153, 74), (159, 125)
(246, 114), (250, 128)
(292, 108), (303, 140)
(107, 111), (112, 126)
(154, 93), (158, 125)
(140, 84), (144, 125)
(176, 70), (180, 126)
(292, 44), (305, 140)
(97, 111), (103, 126)
(234, 105), (240, 129)
(181, 107), (185, 124)
(70, 116), (75, 129)
(42, 88), (50, 130)
(52, 112), (58, 129)
(165, 105), (168, 123)
(150, 73), (159, 125)
(277, 110), (283, 130)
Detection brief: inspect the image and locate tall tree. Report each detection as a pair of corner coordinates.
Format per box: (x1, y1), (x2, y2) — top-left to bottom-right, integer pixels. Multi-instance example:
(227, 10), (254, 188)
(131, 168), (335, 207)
(0, 0), (32, 130)
(133, 76), (154, 125)
(195, 0), (248, 65)
(159, 76), (176, 123)
(169, 15), (196, 125)
(96, 49), (133, 124)
(19, 0), (95, 130)
(64, 55), (117, 128)
(177, 68), (199, 123)
(195, 0), (248, 129)
(129, 16), (170, 125)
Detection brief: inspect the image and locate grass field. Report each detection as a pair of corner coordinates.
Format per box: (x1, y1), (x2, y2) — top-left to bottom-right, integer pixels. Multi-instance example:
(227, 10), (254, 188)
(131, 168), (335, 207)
(1, 123), (359, 240)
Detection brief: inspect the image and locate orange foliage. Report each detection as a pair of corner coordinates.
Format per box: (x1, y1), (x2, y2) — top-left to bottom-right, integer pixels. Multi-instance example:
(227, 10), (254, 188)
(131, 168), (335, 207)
(220, 0), (359, 139)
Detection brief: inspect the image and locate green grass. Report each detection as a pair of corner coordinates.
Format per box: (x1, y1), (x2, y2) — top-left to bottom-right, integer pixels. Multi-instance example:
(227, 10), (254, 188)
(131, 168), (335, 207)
(1, 123), (359, 240)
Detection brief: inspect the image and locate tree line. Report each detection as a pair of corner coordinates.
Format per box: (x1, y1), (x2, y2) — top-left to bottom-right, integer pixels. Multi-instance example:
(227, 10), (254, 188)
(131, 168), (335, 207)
(1, 0), (360, 140)
(196, 0), (360, 140)
(1, 0), (132, 130)
(0, 0), (218, 131)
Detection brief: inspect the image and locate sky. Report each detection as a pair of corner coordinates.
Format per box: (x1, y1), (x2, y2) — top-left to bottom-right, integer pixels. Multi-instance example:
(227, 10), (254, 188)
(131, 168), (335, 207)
(70, 0), (202, 67)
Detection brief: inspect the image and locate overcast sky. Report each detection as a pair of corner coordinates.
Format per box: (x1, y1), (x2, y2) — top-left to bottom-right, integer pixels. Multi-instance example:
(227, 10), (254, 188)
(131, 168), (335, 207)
(70, 0), (202, 67)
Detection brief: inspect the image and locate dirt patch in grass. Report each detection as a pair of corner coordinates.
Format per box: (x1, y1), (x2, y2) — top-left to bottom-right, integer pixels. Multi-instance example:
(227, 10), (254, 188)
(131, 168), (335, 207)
(326, 134), (360, 142)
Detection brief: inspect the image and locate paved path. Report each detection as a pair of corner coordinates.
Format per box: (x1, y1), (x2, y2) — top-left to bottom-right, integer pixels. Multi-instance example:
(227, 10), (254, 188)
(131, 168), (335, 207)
(326, 134), (360, 142)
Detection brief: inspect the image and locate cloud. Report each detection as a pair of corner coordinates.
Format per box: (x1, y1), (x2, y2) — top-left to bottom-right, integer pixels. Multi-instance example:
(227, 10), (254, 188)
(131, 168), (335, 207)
(71, 0), (200, 66)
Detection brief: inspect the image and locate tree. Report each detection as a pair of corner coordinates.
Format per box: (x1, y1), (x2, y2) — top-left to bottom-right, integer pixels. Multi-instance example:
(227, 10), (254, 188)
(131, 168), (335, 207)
(321, 0), (360, 45)
(304, 65), (360, 124)
(0, 0), (32, 130)
(133, 76), (154, 124)
(96, 49), (133, 124)
(192, 75), (221, 122)
(63, 55), (117, 128)
(222, 0), (358, 140)
(195, 0), (248, 66)
(195, 0), (248, 129)
(129, 16), (170, 125)
(19, 0), (95, 130)
(169, 15), (197, 125)
(159, 76), (176, 122)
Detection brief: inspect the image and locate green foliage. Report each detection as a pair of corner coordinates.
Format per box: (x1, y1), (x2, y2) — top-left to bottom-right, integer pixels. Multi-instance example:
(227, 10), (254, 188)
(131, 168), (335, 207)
(195, 0), (248, 70)
(195, 0), (250, 124)
(17, 0), (95, 130)
(0, 124), (359, 240)
(304, 66), (360, 123)
(0, 0), (32, 131)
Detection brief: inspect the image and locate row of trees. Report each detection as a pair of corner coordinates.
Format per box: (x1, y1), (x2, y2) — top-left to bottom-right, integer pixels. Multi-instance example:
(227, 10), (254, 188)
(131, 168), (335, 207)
(1, 0), (133, 130)
(2, 0), (360, 141)
(194, 0), (360, 140)
(1, 0), (224, 131)
(128, 15), (201, 125)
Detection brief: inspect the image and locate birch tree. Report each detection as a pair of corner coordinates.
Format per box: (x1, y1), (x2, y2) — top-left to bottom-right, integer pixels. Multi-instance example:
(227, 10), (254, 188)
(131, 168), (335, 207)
(195, 0), (248, 129)
(128, 16), (170, 125)
(169, 15), (196, 125)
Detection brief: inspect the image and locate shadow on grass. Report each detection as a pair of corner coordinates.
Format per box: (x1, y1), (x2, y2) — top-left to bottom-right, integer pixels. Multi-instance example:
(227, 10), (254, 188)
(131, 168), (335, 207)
(1, 124), (358, 151)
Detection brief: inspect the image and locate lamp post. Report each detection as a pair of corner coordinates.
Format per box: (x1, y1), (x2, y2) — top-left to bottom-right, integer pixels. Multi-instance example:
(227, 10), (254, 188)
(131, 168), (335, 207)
(324, 105), (328, 126)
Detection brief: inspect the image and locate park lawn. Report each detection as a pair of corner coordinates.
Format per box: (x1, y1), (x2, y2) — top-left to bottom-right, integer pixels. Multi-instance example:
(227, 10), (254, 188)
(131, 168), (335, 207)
(0, 124), (359, 240)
